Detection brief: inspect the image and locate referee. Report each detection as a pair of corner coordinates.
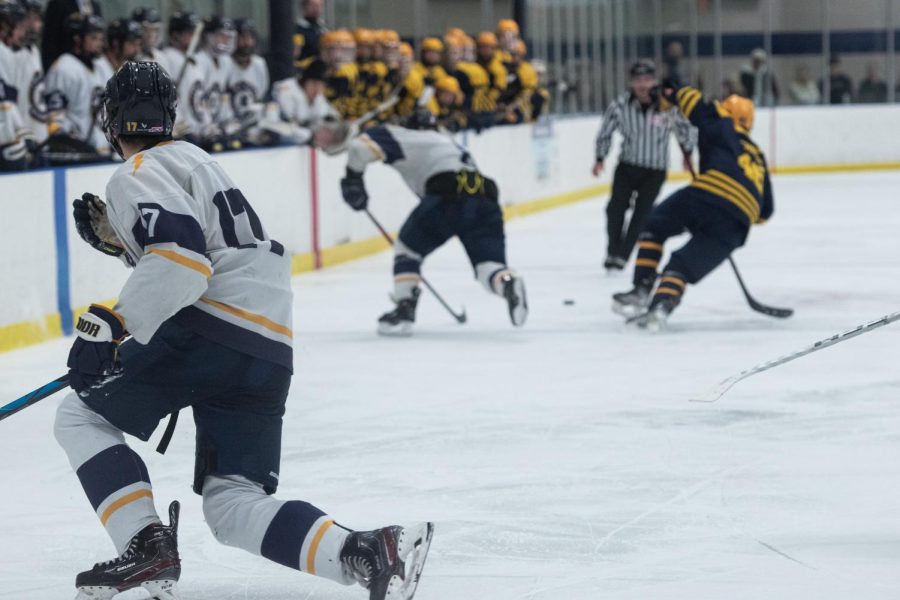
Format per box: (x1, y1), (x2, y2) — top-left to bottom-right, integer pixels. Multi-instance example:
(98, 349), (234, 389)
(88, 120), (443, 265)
(593, 60), (696, 271)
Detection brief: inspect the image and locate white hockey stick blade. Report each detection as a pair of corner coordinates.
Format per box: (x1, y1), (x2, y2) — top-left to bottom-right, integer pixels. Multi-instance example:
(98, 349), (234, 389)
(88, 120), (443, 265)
(690, 311), (900, 404)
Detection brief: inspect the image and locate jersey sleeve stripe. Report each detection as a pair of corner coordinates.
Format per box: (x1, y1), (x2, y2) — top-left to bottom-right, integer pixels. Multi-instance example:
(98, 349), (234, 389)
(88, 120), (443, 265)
(147, 248), (213, 278)
(364, 126), (405, 164)
(200, 298), (294, 339)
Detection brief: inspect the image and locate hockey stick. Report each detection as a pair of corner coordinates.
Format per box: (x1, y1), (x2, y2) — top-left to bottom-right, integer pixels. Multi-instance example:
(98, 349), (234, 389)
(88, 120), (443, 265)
(691, 311), (900, 403)
(0, 375), (68, 422)
(727, 256), (793, 318)
(681, 153), (792, 319)
(365, 209), (467, 324)
(175, 21), (205, 90)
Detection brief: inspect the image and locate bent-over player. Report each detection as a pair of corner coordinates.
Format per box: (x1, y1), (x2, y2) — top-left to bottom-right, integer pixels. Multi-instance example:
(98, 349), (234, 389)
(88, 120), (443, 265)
(56, 61), (432, 600)
(312, 118), (528, 336)
(612, 84), (773, 330)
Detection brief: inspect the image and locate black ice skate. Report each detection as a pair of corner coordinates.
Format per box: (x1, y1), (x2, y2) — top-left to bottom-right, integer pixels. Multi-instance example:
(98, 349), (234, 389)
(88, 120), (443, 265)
(612, 284), (651, 318)
(604, 256), (626, 273)
(500, 273), (528, 327)
(341, 522), (434, 600)
(377, 289), (420, 337)
(626, 295), (680, 332)
(75, 501), (181, 600)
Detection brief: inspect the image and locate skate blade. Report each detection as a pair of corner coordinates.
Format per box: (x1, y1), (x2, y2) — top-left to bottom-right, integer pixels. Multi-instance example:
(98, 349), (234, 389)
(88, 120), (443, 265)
(75, 587), (117, 600)
(507, 278), (528, 327)
(612, 300), (644, 318)
(387, 522), (434, 600)
(625, 312), (666, 332)
(142, 579), (180, 600)
(377, 321), (414, 337)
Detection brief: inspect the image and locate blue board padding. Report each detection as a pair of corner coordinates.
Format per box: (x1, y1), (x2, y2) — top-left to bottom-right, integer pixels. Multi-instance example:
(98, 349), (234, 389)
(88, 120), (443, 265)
(53, 168), (73, 336)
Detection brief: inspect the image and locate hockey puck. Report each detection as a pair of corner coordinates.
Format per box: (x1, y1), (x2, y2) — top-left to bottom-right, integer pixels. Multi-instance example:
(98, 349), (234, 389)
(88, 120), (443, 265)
(563, 299), (575, 306)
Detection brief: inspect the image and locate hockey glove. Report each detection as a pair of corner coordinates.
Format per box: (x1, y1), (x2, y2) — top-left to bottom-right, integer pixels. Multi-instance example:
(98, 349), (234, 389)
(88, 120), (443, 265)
(341, 169), (369, 211)
(73, 193), (128, 259)
(67, 305), (127, 394)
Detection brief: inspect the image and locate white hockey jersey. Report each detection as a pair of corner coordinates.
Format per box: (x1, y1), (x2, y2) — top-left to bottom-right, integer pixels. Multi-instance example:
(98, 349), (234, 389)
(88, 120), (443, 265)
(348, 125), (479, 197)
(93, 54), (115, 87)
(162, 46), (186, 82)
(137, 47), (171, 75)
(13, 44), (47, 142)
(0, 41), (29, 148)
(273, 77), (337, 126)
(45, 53), (108, 151)
(175, 50), (234, 137)
(105, 140), (293, 369)
(228, 55), (269, 123)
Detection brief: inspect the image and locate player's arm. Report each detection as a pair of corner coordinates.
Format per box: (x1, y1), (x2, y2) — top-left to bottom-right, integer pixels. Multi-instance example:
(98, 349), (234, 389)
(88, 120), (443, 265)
(105, 182), (212, 345)
(672, 108), (697, 154)
(343, 126), (402, 211)
(593, 98), (620, 174)
(43, 66), (74, 136)
(662, 82), (722, 131)
(758, 159), (775, 224)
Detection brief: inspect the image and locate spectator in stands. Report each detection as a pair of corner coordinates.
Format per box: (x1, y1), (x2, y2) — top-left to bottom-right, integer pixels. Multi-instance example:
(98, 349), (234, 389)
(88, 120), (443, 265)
(444, 31), (492, 130)
(94, 18), (141, 83)
(392, 42), (435, 121)
(163, 11), (200, 83)
(496, 18), (519, 61)
(822, 54), (853, 104)
(856, 61), (887, 104)
(740, 48), (778, 106)
(320, 29), (359, 118)
(295, 0), (327, 70)
(789, 63), (821, 105)
(41, 0), (101, 70)
(663, 40), (684, 86)
(415, 36), (447, 88)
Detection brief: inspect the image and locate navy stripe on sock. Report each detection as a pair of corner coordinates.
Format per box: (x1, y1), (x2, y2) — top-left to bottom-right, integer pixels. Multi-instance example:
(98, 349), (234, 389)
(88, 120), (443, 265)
(260, 501), (326, 571)
(75, 444), (151, 511)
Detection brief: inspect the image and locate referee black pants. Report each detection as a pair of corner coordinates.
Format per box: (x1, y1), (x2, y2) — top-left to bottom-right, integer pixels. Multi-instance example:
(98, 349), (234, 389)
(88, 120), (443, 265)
(606, 162), (667, 260)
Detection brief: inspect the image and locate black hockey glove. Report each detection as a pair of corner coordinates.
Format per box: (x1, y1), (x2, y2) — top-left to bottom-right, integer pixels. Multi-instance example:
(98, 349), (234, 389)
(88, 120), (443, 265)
(67, 305), (127, 394)
(73, 193), (127, 259)
(341, 169), (369, 211)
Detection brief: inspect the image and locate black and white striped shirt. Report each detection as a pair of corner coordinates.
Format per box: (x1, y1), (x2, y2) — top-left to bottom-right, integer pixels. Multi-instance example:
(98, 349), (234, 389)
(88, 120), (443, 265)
(595, 92), (697, 171)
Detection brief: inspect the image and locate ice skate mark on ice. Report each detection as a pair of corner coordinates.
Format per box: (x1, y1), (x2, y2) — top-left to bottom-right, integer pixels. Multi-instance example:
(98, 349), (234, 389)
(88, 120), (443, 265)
(592, 463), (756, 554)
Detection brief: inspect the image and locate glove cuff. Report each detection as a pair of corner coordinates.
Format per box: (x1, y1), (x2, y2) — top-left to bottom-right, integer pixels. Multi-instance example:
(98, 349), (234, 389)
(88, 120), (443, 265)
(345, 167), (364, 179)
(74, 305), (127, 342)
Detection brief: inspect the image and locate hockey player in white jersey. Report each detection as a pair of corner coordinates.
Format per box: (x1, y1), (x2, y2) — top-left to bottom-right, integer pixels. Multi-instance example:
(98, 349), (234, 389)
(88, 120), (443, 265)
(175, 15), (239, 151)
(57, 61), (433, 600)
(44, 13), (109, 154)
(94, 18), (141, 84)
(162, 10), (199, 83)
(12, 0), (47, 142)
(0, 0), (36, 169)
(228, 18), (269, 125)
(313, 116), (528, 335)
(273, 58), (337, 131)
(131, 7), (170, 74)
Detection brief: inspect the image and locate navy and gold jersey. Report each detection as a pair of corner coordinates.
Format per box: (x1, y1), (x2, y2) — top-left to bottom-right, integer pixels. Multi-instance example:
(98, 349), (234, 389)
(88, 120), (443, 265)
(675, 86), (774, 226)
(325, 63), (359, 119)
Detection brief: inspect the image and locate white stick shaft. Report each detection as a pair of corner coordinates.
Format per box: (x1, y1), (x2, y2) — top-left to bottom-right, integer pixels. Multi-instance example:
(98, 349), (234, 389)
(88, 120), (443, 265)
(175, 22), (205, 89)
(692, 311), (900, 403)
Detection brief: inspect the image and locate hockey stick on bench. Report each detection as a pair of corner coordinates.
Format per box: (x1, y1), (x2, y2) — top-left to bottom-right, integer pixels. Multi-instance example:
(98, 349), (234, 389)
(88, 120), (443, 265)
(365, 209), (467, 324)
(691, 311), (900, 403)
(0, 375), (68, 423)
(682, 153), (793, 319)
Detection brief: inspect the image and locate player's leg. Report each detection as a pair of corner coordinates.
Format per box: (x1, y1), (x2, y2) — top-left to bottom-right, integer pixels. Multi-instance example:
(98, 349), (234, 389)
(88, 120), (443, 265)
(629, 208), (749, 330)
(54, 321), (210, 599)
(195, 356), (433, 599)
(612, 188), (691, 317)
(605, 163), (634, 269)
(380, 196), (455, 336)
(458, 192), (528, 326)
(620, 167), (667, 261)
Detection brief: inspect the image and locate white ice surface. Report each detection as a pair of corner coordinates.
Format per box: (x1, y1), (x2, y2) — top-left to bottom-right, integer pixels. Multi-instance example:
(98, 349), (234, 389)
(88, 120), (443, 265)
(1, 171), (899, 599)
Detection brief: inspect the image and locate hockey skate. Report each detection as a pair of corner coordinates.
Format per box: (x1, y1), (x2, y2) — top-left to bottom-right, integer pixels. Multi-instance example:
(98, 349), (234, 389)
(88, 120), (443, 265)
(612, 284), (650, 318)
(74, 501), (181, 600)
(341, 522), (435, 600)
(626, 296), (679, 332)
(377, 289), (420, 337)
(604, 256), (627, 274)
(500, 273), (528, 327)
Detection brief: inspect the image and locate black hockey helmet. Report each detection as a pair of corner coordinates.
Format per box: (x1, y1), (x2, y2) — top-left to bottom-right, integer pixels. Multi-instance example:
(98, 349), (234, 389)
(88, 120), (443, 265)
(168, 10), (198, 35)
(64, 12), (105, 37)
(234, 18), (256, 36)
(100, 61), (177, 158)
(131, 6), (161, 25)
(107, 18), (142, 45)
(17, 0), (42, 15)
(0, 0), (26, 26)
(204, 14), (235, 33)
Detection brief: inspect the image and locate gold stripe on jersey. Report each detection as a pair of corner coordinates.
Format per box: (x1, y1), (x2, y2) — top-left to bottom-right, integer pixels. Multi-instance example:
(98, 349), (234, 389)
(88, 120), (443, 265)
(677, 88), (702, 118)
(147, 248), (213, 278)
(690, 169), (760, 223)
(200, 298), (293, 339)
